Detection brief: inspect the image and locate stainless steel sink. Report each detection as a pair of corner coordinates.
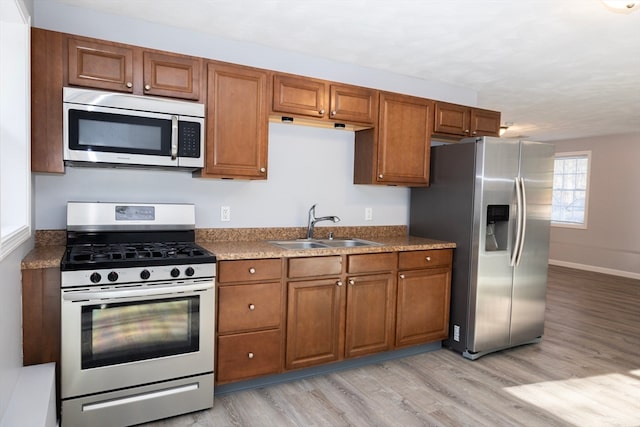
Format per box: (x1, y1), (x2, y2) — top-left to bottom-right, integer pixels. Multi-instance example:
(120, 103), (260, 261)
(269, 238), (382, 250)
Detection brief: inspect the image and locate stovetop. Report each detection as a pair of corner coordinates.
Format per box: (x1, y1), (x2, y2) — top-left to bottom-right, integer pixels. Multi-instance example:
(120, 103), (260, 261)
(61, 241), (216, 271)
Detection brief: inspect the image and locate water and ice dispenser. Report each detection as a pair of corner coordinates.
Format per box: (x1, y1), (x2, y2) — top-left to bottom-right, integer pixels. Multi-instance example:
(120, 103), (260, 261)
(485, 204), (509, 251)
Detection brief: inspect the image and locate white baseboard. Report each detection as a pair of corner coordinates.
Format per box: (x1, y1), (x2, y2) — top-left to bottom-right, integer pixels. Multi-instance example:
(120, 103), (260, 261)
(549, 259), (640, 280)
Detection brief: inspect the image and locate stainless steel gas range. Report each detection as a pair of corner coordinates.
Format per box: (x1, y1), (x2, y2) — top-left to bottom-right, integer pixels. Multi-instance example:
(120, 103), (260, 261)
(60, 202), (216, 427)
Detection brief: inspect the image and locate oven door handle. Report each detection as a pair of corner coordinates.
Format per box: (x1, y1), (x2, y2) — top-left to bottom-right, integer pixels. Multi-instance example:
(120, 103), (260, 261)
(63, 282), (213, 302)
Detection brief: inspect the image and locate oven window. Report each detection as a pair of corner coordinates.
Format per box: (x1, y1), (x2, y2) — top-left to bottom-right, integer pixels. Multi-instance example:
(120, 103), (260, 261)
(69, 109), (171, 155)
(81, 296), (199, 369)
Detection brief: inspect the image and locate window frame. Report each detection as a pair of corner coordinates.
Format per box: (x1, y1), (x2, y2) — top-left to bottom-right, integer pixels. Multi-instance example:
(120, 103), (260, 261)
(551, 150), (591, 230)
(0, 0), (32, 261)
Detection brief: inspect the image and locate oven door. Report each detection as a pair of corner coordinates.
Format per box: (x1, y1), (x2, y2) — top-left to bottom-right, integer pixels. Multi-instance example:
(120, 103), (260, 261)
(61, 279), (214, 399)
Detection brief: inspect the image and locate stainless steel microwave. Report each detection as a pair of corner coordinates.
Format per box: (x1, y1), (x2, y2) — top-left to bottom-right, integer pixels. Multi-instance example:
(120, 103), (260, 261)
(63, 87), (205, 170)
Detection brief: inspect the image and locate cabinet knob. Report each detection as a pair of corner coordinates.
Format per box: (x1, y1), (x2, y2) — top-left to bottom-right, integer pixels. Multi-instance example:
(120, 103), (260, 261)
(425, 256), (432, 262)
(144, 84), (151, 91)
(260, 167), (266, 173)
(348, 279), (355, 285)
(464, 129), (470, 134)
(248, 303), (255, 311)
(378, 174), (384, 179)
(330, 110), (337, 116)
(248, 267), (256, 274)
(319, 109), (325, 115)
(472, 130), (477, 135)
(399, 274), (405, 279)
(336, 280), (343, 287)
(126, 82), (133, 88)
(248, 352), (254, 359)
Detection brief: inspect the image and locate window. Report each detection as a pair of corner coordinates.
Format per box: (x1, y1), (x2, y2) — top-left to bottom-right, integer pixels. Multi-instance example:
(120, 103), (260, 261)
(0, 0), (31, 260)
(551, 151), (591, 229)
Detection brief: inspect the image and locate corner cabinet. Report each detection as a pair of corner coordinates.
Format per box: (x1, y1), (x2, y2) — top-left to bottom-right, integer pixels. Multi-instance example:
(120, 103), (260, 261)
(396, 249), (453, 347)
(433, 102), (501, 139)
(197, 61), (270, 179)
(354, 92), (434, 186)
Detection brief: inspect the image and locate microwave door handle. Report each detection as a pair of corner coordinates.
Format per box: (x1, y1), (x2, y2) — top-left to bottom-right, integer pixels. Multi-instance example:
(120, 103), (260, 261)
(171, 115), (178, 160)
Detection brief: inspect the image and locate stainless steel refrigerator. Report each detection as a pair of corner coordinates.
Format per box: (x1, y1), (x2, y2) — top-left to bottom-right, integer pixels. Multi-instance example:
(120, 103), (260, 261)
(410, 137), (554, 360)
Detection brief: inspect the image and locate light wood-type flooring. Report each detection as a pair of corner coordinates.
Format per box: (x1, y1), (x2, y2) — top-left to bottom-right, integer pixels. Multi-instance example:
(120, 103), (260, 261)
(142, 266), (640, 427)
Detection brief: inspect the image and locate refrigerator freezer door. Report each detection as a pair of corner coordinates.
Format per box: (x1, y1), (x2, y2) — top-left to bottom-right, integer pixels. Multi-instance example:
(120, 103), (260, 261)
(510, 141), (554, 345)
(468, 138), (520, 354)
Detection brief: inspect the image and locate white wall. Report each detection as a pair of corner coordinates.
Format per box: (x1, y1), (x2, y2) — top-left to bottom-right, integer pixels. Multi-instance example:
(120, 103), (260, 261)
(549, 132), (640, 279)
(36, 124), (409, 229)
(0, 0), (34, 422)
(32, 0), (478, 231)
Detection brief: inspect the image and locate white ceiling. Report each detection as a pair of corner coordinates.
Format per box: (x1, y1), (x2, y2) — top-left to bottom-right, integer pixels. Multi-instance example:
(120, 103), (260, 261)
(56, 0), (640, 141)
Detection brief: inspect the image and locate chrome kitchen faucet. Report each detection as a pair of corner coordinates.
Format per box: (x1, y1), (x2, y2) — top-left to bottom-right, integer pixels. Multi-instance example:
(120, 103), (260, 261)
(306, 204), (340, 239)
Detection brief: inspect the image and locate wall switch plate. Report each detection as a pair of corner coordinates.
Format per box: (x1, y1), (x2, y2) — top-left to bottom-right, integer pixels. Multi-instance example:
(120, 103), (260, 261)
(365, 207), (373, 221)
(221, 206), (231, 222)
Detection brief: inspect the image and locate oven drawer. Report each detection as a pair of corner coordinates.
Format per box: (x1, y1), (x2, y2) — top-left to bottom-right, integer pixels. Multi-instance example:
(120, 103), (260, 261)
(216, 329), (282, 383)
(398, 249), (453, 270)
(217, 259), (282, 283)
(217, 282), (282, 334)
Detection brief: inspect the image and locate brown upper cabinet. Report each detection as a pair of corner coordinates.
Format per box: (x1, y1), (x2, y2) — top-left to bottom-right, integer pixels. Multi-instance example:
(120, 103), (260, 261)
(197, 61), (269, 180)
(433, 102), (501, 138)
(272, 74), (378, 126)
(354, 92), (434, 187)
(67, 36), (202, 101)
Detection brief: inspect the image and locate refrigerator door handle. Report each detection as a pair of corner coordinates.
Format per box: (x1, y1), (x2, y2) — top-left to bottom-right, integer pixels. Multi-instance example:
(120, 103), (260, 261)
(510, 176), (524, 267)
(515, 177), (527, 266)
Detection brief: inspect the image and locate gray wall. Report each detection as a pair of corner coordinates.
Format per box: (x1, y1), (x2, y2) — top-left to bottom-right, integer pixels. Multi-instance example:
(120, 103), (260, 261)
(549, 132), (640, 279)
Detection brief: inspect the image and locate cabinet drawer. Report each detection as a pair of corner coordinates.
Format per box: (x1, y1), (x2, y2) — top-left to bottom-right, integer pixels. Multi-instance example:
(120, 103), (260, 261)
(398, 249), (452, 270)
(288, 256), (342, 278)
(218, 282), (282, 334)
(347, 252), (395, 274)
(217, 259), (281, 283)
(217, 329), (282, 383)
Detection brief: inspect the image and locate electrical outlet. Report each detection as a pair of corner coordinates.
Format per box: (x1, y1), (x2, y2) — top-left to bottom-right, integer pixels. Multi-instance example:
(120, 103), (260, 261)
(220, 206), (231, 222)
(365, 207), (373, 221)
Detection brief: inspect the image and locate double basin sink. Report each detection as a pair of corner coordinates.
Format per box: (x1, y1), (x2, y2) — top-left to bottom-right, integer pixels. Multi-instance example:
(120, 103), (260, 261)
(269, 238), (382, 250)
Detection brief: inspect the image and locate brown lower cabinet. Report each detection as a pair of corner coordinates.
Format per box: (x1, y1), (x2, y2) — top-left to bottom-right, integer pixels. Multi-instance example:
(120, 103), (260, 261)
(215, 258), (285, 384)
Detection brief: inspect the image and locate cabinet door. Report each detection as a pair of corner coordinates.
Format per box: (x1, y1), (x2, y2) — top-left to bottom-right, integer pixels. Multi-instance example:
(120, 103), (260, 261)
(67, 37), (134, 92)
(217, 282), (282, 334)
(286, 278), (344, 370)
(272, 74), (327, 118)
(329, 84), (378, 125)
(433, 102), (470, 136)
(32, 28), (64, 173)
(217, 329), (282, 383)
(376, 92), (433, 186)
(396, 267), (451, 347)
(143, 51), (202, 100)
(471, 108), (501, 137)
(201, 62), (269, 179)
(345, 273), (395, 358)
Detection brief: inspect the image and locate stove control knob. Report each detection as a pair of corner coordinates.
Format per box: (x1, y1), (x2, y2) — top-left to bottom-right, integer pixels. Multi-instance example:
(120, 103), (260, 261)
(171, 268), (180, 278)
(107, 271), (119, 282)
(185, 267), (195, 277)
(140, 269), (151, 280)
(90, 272), (101, 283)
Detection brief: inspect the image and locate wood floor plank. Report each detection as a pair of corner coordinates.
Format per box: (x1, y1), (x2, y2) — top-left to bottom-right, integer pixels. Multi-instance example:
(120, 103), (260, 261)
(142, 266), (640, 427)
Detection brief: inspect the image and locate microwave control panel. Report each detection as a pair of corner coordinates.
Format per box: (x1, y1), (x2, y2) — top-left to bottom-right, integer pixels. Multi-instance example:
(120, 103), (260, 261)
(178, 122), (201, 158)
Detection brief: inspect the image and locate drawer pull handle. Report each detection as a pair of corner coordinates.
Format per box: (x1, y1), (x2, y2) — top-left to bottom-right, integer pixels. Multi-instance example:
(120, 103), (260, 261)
(248, 303), (255, 311)
(399, 274), (405, 279)
(248, 352), (254, 359)
(425, 256), (432, 262)
(248, 267), (256, 274)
